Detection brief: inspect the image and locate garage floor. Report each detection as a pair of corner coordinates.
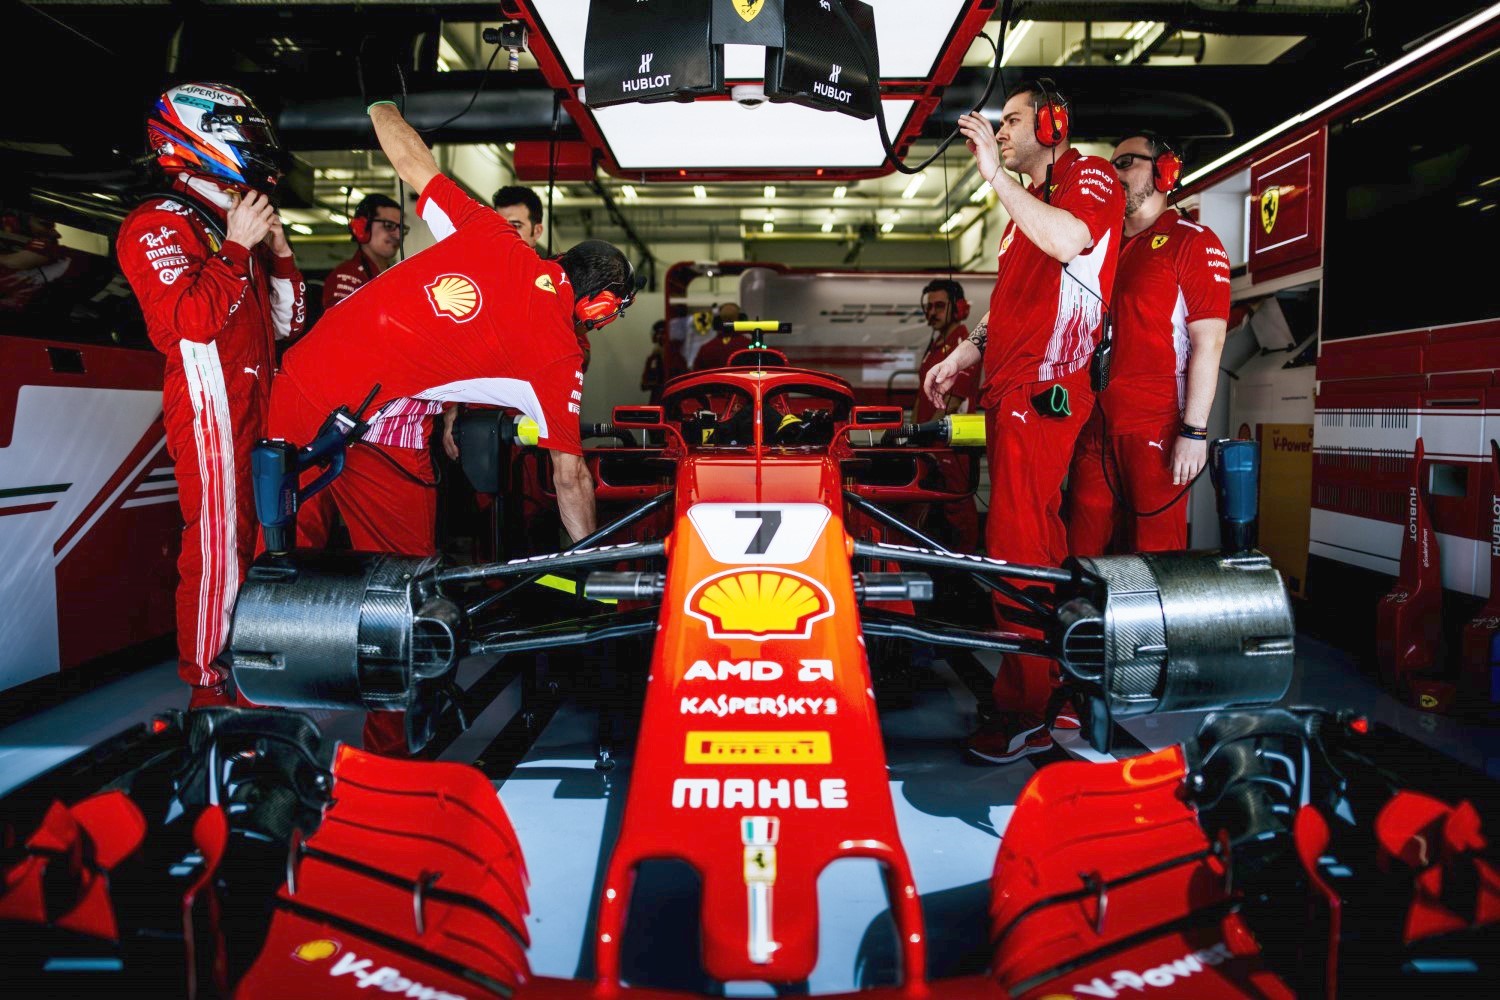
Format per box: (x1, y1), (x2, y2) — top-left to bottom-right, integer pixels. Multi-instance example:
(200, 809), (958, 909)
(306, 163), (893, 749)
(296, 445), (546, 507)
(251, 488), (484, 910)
(2, 634), (1497, 994)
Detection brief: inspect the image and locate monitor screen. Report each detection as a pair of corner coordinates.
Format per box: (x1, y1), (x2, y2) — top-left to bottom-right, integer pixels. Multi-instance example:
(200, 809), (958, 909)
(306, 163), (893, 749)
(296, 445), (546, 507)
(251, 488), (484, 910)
(769, 0), (879, 120)
(583, 0), (721, 108)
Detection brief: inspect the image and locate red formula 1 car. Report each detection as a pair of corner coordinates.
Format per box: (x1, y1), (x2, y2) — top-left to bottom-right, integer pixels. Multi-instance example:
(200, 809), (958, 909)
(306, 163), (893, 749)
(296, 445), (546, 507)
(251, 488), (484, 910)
(3, 361), (1497, 998)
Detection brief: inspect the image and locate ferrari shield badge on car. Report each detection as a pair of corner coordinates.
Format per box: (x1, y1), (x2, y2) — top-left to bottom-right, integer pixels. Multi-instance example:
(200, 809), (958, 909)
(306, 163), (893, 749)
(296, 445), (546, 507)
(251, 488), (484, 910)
(686, 568), (834, 640)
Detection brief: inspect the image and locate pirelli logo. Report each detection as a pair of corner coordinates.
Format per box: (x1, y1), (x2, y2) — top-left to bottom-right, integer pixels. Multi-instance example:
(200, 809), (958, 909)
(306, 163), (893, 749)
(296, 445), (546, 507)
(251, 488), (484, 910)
(685, 731), (831, 765)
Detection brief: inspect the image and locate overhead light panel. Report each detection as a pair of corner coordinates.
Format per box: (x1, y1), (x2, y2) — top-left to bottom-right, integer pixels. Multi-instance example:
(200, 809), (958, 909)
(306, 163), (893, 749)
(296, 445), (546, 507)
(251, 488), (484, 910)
(763, 220), (775, 232)
(621, 185), (638, 200)
(764, 185), (777, 200)
(821, 220), (833, 233)
(939, 211), (964, 233)
(880, 221), (895, 234)
(289, 223), (313, 236)
(505, 142), (516, 152)
(833, 186), (848, 199)
(327, 213), (349, 225)
(993, 19), (1034, 67)
(969, 182), (991, 203)
(548, 186), (565, 201)
(901, 172), (927, 200)
(693, 185), (707, 199)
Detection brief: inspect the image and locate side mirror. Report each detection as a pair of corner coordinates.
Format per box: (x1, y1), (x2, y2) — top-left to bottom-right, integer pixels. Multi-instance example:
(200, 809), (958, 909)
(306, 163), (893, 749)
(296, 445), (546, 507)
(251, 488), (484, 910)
(612, 405), (667, 430)
(848, 405), (904, 431)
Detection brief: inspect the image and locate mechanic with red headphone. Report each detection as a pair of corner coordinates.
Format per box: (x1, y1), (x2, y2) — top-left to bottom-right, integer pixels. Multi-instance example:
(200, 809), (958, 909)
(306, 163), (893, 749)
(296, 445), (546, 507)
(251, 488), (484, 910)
(914, 278), (980, 552)
(1067, 132), (1232, 557)
(924, 79), (1125, 765)
(118, 83), (307, 710)
(321, 192), (406, 311)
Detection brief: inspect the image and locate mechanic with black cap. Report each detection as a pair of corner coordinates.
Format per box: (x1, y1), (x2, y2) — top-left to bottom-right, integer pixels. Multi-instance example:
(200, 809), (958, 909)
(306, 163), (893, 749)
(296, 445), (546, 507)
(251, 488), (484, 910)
(268, 82), (633, 754)
(923, 80), (1125, 765)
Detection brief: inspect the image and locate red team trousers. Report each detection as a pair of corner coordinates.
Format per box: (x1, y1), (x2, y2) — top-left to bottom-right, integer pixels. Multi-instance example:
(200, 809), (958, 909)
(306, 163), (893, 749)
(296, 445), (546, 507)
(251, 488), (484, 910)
(985, 367), (1094, 720)
(1066, 410), (1188, 557)
(268, 383), (437, 755)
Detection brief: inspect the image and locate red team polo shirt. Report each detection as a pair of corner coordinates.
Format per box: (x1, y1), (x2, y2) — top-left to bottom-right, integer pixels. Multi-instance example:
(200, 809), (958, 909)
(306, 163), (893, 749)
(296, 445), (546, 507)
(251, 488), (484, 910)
(1100, 212), (1232, 432)
(982, 147), (1124, 406)
(280, 174), (585, 456)
(914, 323), (975, 422)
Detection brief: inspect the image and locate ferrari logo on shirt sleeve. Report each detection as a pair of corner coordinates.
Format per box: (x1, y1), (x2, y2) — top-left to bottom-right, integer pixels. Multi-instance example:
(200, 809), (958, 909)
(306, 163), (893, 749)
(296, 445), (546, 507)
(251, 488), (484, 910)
(1151, 234), (1169, 249)
(1259, 187), (1279, 235)
(426, 273), (482, 322)
(535, 273), (557, 294)
(736, 0), (764, 23)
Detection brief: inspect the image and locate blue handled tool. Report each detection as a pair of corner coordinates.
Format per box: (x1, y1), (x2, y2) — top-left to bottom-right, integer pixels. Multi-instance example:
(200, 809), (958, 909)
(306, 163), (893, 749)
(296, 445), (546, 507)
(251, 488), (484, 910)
(252, 384), (381, 554)
(1210, 438), (1259, 554)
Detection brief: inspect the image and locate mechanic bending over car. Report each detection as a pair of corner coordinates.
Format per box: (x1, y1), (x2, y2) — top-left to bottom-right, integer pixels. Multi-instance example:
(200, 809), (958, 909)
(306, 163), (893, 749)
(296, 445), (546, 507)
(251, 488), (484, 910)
(118, 83), (307, 712)
(923, 80), (1125, 765)
(266, 99), (632, 749)
(1067, 131), (1231, 556)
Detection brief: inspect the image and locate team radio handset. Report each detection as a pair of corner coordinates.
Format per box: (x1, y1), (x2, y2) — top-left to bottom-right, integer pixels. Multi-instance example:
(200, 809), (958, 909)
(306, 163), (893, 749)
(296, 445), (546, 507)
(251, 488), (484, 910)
(251, 384), (381, 554)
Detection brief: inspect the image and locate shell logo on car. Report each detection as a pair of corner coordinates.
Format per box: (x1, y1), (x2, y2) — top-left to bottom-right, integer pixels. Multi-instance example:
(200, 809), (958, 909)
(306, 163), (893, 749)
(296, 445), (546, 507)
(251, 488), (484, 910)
(293, 939), (340, 962)
(426, 273), (482, 322)
(685, 568), (834, 640)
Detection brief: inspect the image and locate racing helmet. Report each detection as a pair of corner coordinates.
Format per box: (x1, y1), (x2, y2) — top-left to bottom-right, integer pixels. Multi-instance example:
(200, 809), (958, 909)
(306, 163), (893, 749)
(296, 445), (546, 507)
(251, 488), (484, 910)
(147, 83), (285, 192)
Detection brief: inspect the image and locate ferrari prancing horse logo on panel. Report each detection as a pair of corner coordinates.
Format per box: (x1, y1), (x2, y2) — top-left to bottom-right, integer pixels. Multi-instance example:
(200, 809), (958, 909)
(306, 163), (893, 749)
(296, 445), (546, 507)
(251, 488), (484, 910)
(426, 274), (481, 322)
(736, 0), (764, 23)
(1259, 186), (1279, 235)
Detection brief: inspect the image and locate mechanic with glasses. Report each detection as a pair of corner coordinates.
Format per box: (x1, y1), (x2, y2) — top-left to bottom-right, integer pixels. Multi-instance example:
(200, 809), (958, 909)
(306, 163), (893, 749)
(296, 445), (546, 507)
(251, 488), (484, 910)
(1067, 132), (1231, 557)
(321, 193), (407, 311)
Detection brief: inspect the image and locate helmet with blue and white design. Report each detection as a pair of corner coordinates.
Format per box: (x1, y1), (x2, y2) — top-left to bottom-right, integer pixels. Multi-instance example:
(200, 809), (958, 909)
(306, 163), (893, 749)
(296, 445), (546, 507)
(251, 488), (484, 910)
(147, 83), (285, 193)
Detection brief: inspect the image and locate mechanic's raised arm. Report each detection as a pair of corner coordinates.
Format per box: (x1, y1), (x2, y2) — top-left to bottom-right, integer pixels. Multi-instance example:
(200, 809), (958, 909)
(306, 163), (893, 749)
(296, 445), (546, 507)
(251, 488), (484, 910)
(551, 450), (597, 543)
(367, 104), (440, 196)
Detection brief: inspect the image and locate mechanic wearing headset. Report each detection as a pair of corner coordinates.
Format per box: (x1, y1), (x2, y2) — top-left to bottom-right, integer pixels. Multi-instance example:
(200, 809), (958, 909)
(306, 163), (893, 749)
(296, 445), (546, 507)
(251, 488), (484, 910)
(924, 80), (1124, 765)
(1067, 132), (1231, 556)
(118, 83), (307, 710)
(269, 101), (632, 752)
(913, 278), (980, 552)
(321, 193), (405, 310)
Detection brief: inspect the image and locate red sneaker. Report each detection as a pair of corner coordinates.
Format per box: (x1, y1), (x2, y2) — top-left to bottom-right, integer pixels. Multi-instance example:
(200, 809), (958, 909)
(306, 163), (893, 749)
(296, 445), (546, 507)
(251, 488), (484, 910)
(966, 714), (1052, 765)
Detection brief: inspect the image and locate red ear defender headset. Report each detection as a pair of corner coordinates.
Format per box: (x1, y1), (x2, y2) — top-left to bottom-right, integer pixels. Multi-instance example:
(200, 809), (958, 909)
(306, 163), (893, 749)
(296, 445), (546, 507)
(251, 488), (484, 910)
(574, 257), (637, 330)
(347, 190), (373, 244)
(921, 278), (969, 323)
(1032, 77), (1070, 148)
(1132, 130), (1183, 193)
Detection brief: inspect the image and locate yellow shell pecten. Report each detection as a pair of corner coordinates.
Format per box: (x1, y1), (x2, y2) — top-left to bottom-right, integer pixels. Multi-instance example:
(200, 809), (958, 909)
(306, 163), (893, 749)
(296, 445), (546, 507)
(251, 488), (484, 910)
(428, 274), (479, 319)
(694, 570), (826, 637)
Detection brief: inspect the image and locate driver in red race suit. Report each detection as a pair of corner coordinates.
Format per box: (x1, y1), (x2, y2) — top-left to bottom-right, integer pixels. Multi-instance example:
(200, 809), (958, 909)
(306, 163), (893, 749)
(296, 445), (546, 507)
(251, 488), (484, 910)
(913, 279), (979, 552)
(924, 80), (1124, 764)
(118, 83), (306, 709)
(269, 100), (633, 753)
(1067, 132), (1231, 555)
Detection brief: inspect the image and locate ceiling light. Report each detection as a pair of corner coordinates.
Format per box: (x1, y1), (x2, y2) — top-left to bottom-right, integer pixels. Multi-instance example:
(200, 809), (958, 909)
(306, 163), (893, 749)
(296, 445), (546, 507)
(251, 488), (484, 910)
(901, 172), (927, 200)
(1482, 203), (1497, 212)
(346, 187), (366, 205)
(993, 19), (1034, 67)
(833, 186), (848, 199)
(939, 211), (964, 233)
(764, 185), (777, 200)
(693, 185), (707, 199)
(821, 220), (833, 233)
(763, 220), (774, 233)
(880, 221), (895, 234)
(1458, 196), (1480, 207)
(289, 223), (313, 236)
(1480, 176), (1500, 187)
(437, 56), (452, 72)
(505, 142), (516, 152)
(621, 185), (638, 200)
(888, 210), (902, 222)
(548, 186), (565, 200)
(969, 183), (990, 203)
(327, 213), (349, 225)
